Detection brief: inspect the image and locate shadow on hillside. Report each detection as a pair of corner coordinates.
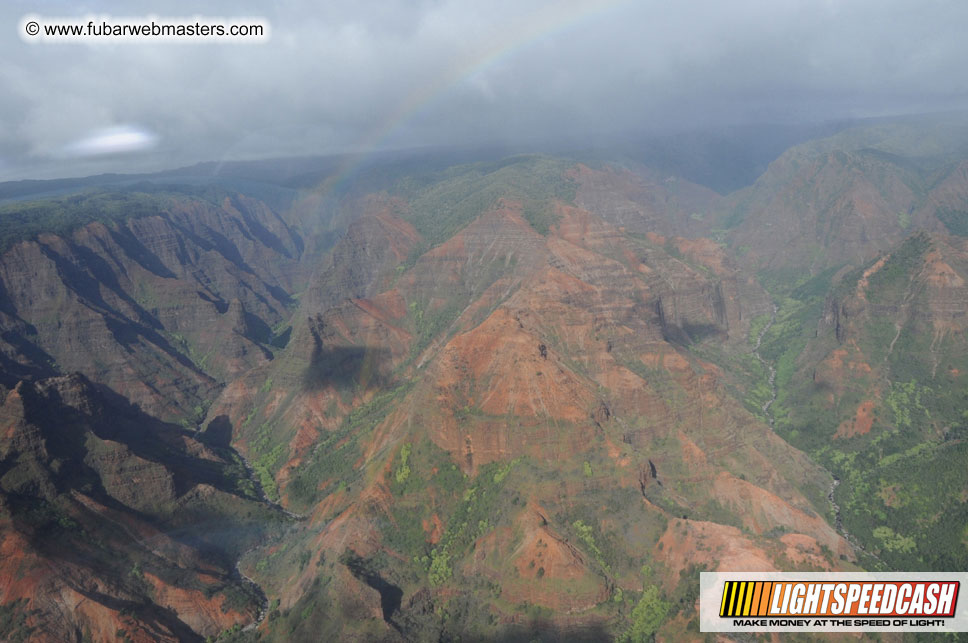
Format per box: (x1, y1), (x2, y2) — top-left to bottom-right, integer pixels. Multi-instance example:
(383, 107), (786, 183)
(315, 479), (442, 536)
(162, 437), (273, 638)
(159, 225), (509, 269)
(488, 621), (613, 642)
(202, 414), (233, 447)
(302, 344), (391, 392)
(340, 551), (404, 626)
(22, 377), (254, 504)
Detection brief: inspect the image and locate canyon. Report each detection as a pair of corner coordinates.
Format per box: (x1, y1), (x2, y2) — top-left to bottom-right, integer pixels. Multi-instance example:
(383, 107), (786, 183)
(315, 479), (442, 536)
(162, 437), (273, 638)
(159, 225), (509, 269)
(2, 116), (968, 641)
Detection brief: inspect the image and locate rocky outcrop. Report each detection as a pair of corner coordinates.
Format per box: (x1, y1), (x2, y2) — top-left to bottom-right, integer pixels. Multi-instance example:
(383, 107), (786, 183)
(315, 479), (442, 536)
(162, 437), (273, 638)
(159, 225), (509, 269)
(4, 150), (904, 640)
(0, 374), (273, 640)
(817, 233), (968, 345)
(0, 192), (304, 419)
(231, 189), (850, 637)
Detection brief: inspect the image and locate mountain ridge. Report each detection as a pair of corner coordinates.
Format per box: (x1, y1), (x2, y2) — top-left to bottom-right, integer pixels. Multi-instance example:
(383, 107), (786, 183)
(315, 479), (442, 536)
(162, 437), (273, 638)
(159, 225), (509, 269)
(2, 118), (968, 639)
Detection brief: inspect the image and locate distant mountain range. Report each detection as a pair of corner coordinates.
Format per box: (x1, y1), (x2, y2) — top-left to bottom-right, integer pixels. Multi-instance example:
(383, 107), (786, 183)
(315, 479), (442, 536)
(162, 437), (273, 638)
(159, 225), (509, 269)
(2, 113), (968, 641)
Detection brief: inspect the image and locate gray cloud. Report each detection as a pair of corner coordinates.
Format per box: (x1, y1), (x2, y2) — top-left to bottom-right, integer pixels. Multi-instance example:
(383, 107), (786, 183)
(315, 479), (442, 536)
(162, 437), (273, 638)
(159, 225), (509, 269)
(3, 0), (968, 179)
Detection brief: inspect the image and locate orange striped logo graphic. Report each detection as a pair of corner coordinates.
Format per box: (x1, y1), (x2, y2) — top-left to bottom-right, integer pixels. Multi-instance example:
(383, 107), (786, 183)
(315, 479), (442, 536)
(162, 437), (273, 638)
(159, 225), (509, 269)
(720, 581), (774, 617)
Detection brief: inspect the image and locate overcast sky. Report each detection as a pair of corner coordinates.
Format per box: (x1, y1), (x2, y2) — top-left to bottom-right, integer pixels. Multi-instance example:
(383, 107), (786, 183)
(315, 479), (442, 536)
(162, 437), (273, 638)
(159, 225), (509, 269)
(3, 0), (968, 180)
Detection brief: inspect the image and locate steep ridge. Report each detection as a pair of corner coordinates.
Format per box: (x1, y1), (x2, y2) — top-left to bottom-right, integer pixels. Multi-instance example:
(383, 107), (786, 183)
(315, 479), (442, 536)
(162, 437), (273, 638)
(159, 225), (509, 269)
(724, 118), (968, 275)
(570, 163), (722, 238)
(0, 373), (288, 641)
(0, 190), (306, 420)
(728, 148), (923, 273)
(300, 194), (420, 314)
(207, 161), (853, 640)
(11, 136), (968, 639)
(770, 231), (968, 571)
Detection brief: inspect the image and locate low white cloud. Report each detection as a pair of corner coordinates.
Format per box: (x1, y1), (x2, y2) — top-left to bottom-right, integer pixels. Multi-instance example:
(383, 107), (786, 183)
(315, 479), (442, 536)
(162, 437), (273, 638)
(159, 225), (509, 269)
(59, 125), (158, 158)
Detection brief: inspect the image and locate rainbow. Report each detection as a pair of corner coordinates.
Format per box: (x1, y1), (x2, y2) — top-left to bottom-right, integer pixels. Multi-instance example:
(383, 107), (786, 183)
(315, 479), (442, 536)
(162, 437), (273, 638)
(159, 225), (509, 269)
(319, 0), (633, 193)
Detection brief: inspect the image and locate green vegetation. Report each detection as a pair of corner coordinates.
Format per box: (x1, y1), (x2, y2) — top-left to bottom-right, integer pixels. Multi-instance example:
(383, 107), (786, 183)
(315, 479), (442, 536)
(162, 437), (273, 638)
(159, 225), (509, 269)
(620, 586), (670, 643)
(935, 208), (968, 236)
(16, 140), (968, 640)
(571, 519), (610, 573)
(758, 305), (816, 422)
(690, 335), (772, 420)
(866, 233), (931, 303)
(556, 488), (647, 579)
(826, 437), (968, 570)
(428, 547), (452, 586)
(286, 384), (411, 511)
(745, 266), (842, 441)
(394, 443), (413, 485)
(389, 158), (580, 366)
(0, 190), (167, 252)
(0, 599), (35, 642)
(396, 155), (577, 248)
(872, 526), (916, 554)
(884, 380), (929, 430)
(407, 297), (464, 359)
(247, 421), (287, 501)
(753, 230), (968, 573)
(694, 265), (843, 429)
(417, 459), (520, 585)
(747, 312), (771, 346)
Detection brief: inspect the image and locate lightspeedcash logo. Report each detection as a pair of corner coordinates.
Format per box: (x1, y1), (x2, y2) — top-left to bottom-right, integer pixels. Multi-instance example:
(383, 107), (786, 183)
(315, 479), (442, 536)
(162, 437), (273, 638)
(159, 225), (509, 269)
(701, 572), (968, 632)
(719, 580), (957, 618)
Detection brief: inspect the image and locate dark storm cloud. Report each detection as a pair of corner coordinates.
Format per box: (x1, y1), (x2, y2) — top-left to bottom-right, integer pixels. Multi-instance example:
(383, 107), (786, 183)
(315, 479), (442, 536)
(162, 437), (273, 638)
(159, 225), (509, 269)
(2, 0), (968, 179)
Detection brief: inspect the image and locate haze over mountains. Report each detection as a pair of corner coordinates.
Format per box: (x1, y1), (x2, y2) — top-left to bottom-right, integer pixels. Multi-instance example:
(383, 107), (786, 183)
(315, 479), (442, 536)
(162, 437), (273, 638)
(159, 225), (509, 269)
(5, 0), (968, 181)
(0, 113), (967, 641)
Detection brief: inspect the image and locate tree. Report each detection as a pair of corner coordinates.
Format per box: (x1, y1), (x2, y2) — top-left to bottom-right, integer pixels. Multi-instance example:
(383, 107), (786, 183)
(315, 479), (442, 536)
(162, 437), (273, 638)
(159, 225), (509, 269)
(621, 585), (670, 643)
